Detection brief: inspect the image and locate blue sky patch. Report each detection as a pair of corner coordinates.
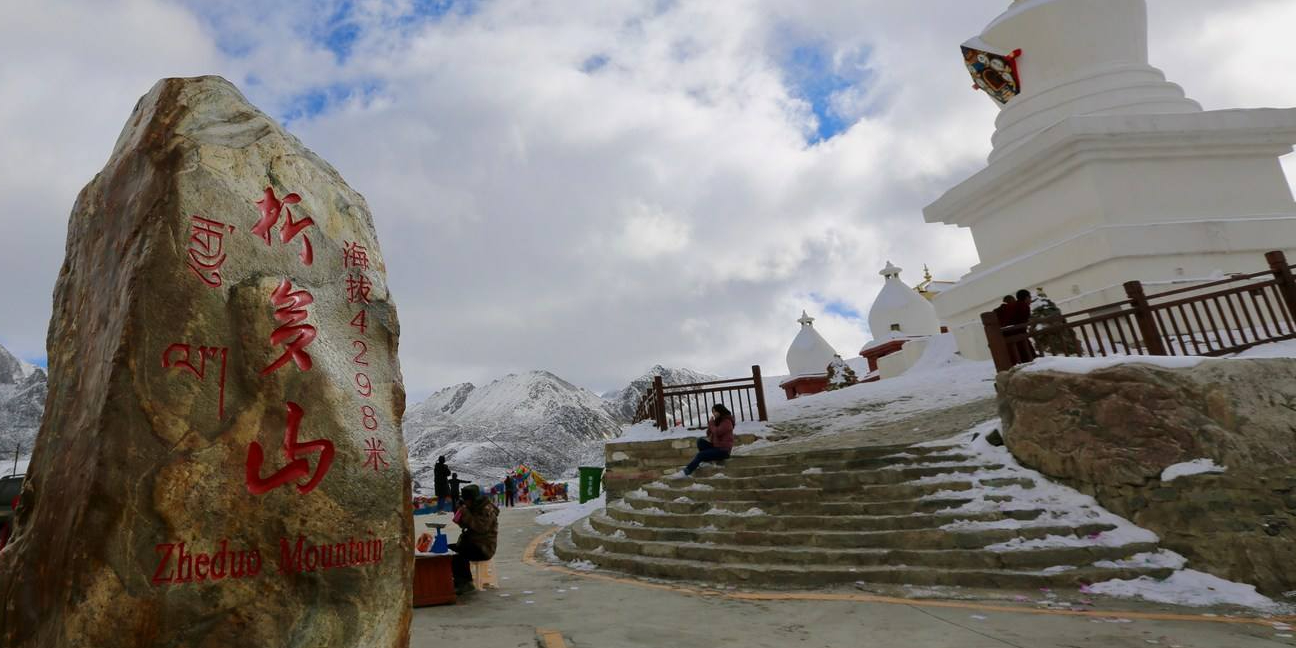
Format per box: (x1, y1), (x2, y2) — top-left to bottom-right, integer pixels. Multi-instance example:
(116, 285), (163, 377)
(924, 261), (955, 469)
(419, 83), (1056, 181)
(809, 292), (864, 321)
(280, 80), (384, 123)
(582, 54), (610, 73)
(782, 41), (875, 144)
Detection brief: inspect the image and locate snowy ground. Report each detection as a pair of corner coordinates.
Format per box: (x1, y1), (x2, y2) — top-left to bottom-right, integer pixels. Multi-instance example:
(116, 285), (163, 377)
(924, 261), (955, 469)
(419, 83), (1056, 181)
(914, 422), (1288, 612)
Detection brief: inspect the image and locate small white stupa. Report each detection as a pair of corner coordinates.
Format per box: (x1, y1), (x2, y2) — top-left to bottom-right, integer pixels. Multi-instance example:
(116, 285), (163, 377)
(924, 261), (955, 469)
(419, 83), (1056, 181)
(780, 311), (839, 399)
(859, 262), (944, 382)
(867, 262), (941, 341)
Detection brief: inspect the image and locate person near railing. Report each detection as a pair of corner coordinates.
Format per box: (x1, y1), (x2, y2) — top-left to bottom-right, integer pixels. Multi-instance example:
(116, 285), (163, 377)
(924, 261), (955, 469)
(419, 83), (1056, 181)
(1008, 288), (1038, 362)
(678, 404), (735, 477)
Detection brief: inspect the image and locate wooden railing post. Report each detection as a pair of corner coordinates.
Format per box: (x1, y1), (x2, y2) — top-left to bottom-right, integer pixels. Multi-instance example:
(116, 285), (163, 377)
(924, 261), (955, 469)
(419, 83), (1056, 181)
(751, 365), (769, 422)
(1266, 250), (1296, 325)
(652, 376), (667, 431)
(1123, 280), (1168, 356)
(980, 311), (1014, 372)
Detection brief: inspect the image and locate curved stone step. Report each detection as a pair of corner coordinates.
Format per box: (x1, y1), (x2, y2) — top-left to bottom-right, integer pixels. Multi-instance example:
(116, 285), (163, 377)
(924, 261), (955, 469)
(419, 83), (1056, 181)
(619, 492), (976, 517)
(683, 464), (999, 490)
(590, 510), (1108, 551)
(572, 517), (1153, 571)
(690, 453), (978, 478)
(605, 498), (1045, 532)
(553, 526), (1174, 590)
(734, 444), (961, 466)
(641, 480), (980, 503)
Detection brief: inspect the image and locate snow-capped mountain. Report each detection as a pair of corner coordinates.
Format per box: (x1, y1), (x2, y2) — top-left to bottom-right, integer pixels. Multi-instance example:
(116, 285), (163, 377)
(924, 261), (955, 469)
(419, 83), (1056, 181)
(403, 371), (621, 492)
(601, 365), (720, 423)
(0, 344), (47, 461)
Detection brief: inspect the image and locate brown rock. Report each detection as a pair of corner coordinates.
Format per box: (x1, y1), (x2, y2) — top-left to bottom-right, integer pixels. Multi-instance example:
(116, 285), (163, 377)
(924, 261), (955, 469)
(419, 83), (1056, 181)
(999, 358), (1296, 595)
(0, 77), (412, 647)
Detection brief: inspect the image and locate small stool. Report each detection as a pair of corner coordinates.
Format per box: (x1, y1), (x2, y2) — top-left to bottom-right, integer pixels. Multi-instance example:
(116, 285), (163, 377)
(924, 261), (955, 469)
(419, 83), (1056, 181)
(470, 559), (499, 590)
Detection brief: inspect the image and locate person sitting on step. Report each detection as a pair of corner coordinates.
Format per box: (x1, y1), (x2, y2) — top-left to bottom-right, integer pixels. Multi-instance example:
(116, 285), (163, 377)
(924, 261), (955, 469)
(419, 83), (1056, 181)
(681, 403), (735, 476)
(450, 484), (499, 595)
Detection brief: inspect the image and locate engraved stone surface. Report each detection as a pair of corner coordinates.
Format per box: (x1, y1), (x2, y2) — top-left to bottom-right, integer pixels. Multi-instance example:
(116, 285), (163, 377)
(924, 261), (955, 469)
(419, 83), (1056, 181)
(0, 76), (412, 648)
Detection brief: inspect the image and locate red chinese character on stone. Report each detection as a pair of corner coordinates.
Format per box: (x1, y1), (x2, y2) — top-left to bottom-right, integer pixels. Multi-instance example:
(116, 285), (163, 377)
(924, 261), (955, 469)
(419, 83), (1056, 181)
(246, 401), (335, 495)
(186, 215), (235, 287)
(262, 279), (317, 376)
(252, 187), (314, 265)
(345, 274), (372, 304)
(362, 437), (389, 472)
(161, 343), (228, 419)
(343, 241), (370, 270)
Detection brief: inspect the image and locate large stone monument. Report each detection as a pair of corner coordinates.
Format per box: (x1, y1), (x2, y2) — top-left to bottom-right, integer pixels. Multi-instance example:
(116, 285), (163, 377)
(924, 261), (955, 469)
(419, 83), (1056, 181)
(926, 0), (1296, 360)
(0, 77), (413, 647)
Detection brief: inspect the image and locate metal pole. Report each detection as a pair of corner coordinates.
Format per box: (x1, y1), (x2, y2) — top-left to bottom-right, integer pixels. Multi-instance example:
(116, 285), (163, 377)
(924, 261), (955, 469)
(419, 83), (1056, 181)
(11, 444), (17, 476)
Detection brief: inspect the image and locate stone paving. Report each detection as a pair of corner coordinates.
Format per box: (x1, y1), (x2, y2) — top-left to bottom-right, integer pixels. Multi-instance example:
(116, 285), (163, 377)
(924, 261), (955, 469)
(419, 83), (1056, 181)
(412, 506), (1296, 648)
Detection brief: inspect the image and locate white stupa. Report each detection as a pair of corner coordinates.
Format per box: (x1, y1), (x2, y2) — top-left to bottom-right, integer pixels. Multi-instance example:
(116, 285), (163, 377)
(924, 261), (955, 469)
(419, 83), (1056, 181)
(785, 311), (837, 376)
(867, 262), (941, 341)
(925, 0), (1296, 361)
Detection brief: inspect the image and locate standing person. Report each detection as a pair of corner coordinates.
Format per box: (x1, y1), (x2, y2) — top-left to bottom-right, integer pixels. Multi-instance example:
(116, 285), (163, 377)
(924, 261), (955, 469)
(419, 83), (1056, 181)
(434, 456), (451, 513)
(993, 295), (1016, 325)
(449, 485), (499, 595)
(1009, 288), (1037, 362)
(449, 472), (465, 507)
(503, 474), (516, 508)
(681, 404), (735, 476)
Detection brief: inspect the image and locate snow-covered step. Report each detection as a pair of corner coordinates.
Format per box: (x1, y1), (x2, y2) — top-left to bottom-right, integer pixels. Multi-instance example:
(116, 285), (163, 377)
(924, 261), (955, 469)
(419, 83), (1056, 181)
(575, 516), (1155, 568)
(689, 452), (978, 478)
(682, 464), (1000, 490)
(641, 479), (990, 504)
(553, 526), (1174, 590)
(605, 500), (1045, 533)
(733, 444), (962, 467)
(621, 492), (979, 517)
(588, 511), (1118, 552)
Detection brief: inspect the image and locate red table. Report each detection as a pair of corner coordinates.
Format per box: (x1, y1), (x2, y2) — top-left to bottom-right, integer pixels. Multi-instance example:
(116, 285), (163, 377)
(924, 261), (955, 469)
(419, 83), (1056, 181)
(413, 553), (456, 607)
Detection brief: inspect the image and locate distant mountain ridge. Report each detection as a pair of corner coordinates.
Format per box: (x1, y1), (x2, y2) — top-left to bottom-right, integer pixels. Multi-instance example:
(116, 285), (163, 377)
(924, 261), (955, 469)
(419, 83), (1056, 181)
(602, 365), (721, 423)
(401, 365), (715, 493)
(0, 344), (47, 459)
(402, 370), (622, 491)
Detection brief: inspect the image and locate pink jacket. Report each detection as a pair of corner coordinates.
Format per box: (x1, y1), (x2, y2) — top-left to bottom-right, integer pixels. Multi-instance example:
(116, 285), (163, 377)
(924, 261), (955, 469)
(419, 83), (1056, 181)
(707, 416), (735, 451)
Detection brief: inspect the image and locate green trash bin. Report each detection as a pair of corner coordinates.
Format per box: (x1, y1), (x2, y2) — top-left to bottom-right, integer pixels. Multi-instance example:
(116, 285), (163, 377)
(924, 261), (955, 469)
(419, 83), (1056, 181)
(578, 466), (604, 504)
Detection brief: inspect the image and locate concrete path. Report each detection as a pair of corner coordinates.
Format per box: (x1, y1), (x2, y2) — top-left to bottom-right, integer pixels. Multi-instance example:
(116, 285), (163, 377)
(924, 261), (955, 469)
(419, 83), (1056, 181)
(411, 506), (1295, 648)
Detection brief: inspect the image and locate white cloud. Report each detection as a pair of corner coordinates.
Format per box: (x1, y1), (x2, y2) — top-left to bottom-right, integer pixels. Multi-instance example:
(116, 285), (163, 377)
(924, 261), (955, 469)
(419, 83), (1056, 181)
(1, 0), (1292, 400)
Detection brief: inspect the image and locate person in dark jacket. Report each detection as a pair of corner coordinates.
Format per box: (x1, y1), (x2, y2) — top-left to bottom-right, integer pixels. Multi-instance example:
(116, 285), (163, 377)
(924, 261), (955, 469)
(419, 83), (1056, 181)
(993, 295), (1016, 324)
(449, 472), (465, 506)
(1008, 288), (1037, 362)
(434, 456), (451, 513)
(503, 474), (516, 508)
(682, 404), (735, 476)
(450, 485), (499, 594)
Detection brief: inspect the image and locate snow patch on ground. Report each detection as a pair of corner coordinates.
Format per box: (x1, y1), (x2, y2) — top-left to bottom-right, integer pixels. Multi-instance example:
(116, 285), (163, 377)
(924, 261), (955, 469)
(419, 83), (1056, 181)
(1021, 355), (1208, 374)
(1089, 570), (1280, 610)
(922, 421), (1283, 610)
(921, 421), (1157, 547)
(1235, 339), (1296, 359)
(801, 467), (823, 475)
(749, 333), (996, 442)
(534, 494), (604, 527)
(1161, 458), (1227, 482)
(683, 483), (715, 491)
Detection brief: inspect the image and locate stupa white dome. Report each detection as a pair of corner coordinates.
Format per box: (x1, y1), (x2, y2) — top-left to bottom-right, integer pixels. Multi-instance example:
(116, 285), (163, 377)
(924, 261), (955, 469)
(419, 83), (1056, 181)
(867, 262), (940, 341)
(786, 311), (838, 376)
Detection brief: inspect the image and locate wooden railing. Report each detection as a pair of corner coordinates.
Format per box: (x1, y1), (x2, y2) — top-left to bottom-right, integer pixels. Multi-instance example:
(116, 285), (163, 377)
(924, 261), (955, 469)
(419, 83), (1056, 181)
(983, 250), (1296, 372)
(632, 365), (769, 431)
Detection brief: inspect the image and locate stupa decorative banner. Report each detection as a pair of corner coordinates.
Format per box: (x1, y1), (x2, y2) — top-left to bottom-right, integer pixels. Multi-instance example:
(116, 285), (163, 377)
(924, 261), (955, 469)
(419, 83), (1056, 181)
(0, 76), (413, 648)
(962, 38), (1022, 104)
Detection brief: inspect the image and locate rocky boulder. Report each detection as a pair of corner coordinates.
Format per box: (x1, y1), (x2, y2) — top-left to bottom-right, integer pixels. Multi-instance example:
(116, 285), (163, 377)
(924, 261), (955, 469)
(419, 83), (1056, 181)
(999, 358), (1296, 596)
(0, 76), (412, 648)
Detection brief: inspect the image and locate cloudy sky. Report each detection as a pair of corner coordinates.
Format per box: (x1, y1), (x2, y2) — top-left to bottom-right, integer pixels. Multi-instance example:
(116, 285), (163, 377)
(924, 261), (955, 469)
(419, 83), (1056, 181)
(2, 0), (1295, 401)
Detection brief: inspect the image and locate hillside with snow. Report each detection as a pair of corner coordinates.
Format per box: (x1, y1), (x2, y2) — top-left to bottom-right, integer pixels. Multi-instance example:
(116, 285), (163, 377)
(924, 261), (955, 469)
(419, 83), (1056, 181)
(0, 344), (46, 461)
(403, 370), (622, 490)
(601, 365), (720, 423)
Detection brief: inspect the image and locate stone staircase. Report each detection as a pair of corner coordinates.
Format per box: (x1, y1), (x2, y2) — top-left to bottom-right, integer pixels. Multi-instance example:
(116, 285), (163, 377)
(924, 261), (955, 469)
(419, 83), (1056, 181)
(555, 441), (1177, 590)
